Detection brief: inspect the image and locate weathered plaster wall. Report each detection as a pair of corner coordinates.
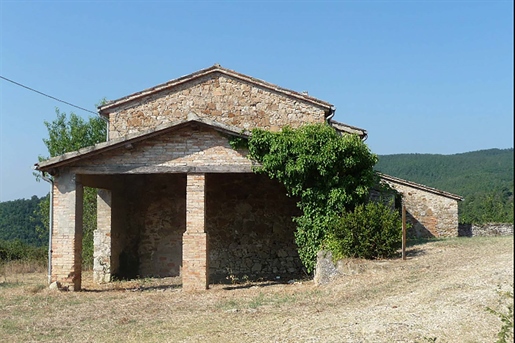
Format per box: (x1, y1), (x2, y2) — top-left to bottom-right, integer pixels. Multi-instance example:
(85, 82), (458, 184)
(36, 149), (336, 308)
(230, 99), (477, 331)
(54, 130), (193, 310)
(105, 73), (327, 139)
(72, 126), (252, 174)
(382, 181), (459, 238)
(206, 173), (303, 281)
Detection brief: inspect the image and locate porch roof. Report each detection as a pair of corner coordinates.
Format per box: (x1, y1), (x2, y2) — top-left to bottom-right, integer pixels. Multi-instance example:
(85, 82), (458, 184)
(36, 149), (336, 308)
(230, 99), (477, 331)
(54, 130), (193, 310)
(329, 119), (367, 139)
(34, 116), (249, 172)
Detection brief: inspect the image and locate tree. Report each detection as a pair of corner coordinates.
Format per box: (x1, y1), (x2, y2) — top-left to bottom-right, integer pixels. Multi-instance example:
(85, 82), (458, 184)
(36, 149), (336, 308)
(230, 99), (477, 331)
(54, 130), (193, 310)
(35, 107), (107, 268)
(246, 124), (378, 272)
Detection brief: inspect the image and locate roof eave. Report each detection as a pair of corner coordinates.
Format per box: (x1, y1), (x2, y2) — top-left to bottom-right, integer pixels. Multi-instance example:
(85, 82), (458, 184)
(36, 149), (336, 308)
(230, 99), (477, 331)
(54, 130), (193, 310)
(378, 172), (463, 201)
(329, 119), (367, 138)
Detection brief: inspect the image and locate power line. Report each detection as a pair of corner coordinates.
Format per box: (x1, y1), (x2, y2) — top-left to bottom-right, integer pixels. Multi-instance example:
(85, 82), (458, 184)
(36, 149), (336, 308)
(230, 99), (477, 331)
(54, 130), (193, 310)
(0, 75), (97, 115)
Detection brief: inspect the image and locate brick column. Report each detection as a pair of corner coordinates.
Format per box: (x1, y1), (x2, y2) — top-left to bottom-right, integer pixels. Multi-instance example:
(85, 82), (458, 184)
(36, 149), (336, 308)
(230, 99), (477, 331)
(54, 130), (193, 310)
(52, 171), (83, 291)
(182, 173), (209, 291)
(93, 189), (112, 283)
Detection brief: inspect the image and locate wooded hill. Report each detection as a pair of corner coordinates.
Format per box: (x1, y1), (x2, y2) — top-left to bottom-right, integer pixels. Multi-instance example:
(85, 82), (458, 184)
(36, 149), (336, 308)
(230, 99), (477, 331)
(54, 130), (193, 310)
(0, 195), (46, 246)
(375, 148), (514, 224)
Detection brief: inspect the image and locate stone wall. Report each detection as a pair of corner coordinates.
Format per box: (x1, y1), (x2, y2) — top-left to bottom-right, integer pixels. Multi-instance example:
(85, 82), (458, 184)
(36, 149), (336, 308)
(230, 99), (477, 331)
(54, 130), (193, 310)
(206, 173), (303, 281)
(113, 174), (187, 279)
(381, 180), (459, 238)
(93, 189), (112, 283)
(103, 173), (303, 282)
(104, 73), (327, 139)
(458, 223), (514, 237)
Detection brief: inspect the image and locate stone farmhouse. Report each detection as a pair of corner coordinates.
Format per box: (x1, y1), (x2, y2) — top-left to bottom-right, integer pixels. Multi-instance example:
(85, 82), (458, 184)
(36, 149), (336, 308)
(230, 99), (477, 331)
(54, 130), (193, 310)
(35, 65), (461, 291)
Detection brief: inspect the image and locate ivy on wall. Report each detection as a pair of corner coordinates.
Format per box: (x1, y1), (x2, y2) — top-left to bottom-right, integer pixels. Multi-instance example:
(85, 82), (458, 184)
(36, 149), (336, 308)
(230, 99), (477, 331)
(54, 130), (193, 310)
(232, 123), (378, 272)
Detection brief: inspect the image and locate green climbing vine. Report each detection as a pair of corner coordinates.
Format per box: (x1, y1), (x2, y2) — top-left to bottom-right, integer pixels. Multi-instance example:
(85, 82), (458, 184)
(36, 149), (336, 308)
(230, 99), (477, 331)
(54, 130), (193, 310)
(243, 123), (378, 272)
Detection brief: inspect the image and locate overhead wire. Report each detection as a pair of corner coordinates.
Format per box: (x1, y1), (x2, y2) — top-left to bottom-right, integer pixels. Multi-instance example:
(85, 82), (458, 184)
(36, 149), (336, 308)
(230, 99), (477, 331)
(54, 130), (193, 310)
(0, 75), (97, 115)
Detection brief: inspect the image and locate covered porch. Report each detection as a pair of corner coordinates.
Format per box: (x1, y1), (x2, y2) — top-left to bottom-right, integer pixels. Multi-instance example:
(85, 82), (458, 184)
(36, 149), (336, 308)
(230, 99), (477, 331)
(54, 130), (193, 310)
(37, 119), (303, 291)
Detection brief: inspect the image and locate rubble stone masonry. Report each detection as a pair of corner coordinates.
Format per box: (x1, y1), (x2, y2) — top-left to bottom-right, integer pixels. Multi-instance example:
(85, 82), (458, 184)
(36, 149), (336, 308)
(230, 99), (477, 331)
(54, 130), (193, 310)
(105, 73), (327, 139)
(93, 189), (112, 283)
(206, 173), (303, 281)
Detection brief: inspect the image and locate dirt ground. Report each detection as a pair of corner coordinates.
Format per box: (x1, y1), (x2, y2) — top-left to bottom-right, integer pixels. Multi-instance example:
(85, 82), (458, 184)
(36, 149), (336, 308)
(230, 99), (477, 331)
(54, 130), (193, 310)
(1, 236), (513, 342)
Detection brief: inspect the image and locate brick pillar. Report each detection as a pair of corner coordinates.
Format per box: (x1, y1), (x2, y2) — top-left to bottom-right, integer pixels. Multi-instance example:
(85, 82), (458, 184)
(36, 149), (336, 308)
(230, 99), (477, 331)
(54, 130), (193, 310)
(52, 171), (83, 291)
(182, 173), (209, 291)
(93, 189), (112, 283)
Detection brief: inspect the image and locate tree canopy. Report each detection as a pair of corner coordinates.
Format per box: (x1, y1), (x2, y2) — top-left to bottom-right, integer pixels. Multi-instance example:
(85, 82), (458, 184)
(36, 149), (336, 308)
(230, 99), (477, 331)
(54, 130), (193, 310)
(40, 107), (106, 160)
(0, 196), (45, 246)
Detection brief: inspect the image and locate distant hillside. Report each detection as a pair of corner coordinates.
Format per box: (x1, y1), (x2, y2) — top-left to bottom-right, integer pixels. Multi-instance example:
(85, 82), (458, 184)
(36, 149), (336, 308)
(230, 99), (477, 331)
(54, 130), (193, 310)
(0, 195), (46, 246)
(376, 148), (514, 224)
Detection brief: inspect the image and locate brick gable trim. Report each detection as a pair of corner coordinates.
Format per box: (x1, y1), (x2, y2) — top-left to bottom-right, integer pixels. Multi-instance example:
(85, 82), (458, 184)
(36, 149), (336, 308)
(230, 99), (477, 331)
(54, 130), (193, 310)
(34, 117), (249, 173)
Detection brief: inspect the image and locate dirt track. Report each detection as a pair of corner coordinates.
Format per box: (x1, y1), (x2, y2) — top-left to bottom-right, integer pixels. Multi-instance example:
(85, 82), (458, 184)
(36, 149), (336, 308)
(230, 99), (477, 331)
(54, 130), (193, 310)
(1, 236), (513, 342)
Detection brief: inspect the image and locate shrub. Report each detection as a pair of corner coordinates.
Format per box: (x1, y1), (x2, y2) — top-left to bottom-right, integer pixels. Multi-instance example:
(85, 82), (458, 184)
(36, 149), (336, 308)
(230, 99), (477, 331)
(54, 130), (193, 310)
(246, 124), (378, 272)
(0, 239), (47, 262)
(324, 202), (402, 260)
(487, 284), (514, 343)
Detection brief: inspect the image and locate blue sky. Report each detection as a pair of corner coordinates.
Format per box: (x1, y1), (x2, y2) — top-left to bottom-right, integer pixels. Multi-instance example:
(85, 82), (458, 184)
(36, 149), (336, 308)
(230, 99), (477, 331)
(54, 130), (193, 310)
(0, 0), (513, 202)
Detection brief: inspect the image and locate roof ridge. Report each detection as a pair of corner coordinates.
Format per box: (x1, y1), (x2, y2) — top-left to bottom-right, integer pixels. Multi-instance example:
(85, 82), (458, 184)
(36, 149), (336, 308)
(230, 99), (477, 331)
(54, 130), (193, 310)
(99, 65), (333, 113)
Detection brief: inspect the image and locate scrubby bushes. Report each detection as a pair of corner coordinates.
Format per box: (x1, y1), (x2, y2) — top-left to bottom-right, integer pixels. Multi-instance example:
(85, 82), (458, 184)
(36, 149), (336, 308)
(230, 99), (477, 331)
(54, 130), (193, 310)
(0, 239), (47, 262)
(324, 202), (402, 260)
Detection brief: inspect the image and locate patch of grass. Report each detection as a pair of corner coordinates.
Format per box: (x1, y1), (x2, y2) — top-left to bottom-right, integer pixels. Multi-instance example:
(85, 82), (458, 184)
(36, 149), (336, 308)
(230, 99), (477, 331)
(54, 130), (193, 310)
(216, 298), (242, 311)
(0, 318), (23, 335)
(272, 292), (297, 304)
(487, 284), (514, 343)
(28, 284), (46, 294)
(407, 238), (444, 247)
(0, 281), (22, 289)
(217, 291), (299, 311)
(434, 236), (508, 247)
(248, 292), (266, 309)
(0, 259), (46, 285)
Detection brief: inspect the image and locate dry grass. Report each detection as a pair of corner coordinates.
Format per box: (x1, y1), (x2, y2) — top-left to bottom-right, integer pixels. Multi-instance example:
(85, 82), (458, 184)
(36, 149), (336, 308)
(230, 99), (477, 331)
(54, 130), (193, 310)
(1, 236), (513, 342)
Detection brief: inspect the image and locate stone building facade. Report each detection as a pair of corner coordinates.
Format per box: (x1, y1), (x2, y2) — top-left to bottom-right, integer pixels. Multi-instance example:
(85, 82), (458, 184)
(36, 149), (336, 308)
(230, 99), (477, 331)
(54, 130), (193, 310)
(35, 65), (460, 291)
(379, 174), (462, 238)
(36, 65), (347, 291)
(101, 66), (330, 139)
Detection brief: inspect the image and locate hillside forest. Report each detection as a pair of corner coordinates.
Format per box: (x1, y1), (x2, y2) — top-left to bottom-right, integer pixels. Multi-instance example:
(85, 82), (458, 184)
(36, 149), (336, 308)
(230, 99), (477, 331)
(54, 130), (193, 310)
(0, 148), (513, 249)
